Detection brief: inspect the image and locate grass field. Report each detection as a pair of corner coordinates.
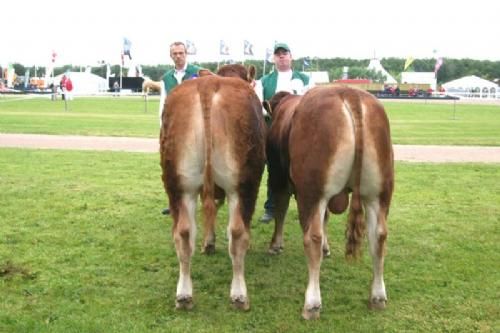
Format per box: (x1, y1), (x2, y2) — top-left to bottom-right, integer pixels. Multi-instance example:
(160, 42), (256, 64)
(0, 96), (499, 145)
(1, 149), (499, 332)
(1, 96), (499, 331)
(0, 96), (159, 138)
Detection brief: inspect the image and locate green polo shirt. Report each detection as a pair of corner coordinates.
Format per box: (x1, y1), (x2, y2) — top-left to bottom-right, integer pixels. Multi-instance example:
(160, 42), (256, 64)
(261, 70), (310, 100)
(162, 63), (202, 93)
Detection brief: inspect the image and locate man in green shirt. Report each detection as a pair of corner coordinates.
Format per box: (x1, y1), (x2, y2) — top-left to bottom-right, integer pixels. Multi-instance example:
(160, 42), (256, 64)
(143, 41), (202, 126)
(161, 41), (202, 93)
(143, 41), (202, 215)
(256, 42), (312, 223)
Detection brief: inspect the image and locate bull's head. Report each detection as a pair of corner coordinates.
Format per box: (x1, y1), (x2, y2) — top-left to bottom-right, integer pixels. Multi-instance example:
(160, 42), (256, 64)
(216, 64), (256, 83)
(197, 64), (256, 83)
(263, 91), (292, 117)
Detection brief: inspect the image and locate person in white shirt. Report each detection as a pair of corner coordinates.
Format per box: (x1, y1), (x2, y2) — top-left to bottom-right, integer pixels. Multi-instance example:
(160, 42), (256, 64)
(142, 41), (203, 216)
(142, 41), (202, 126)
(255, 42), (313, 223)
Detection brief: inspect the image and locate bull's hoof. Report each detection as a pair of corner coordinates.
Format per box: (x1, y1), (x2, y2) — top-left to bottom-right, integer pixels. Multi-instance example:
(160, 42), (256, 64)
(268, 245), (283, 255)
(369, 297), (387, 310)
(302, 305), (321, 320)
(202, 243), (216, 255)
(231, 295), (250, 311)
(175, 295), (193, 310)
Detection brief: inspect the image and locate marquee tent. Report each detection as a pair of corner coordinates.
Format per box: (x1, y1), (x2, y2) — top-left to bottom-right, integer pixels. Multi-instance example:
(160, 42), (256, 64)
(401, 72), (436, 90)
(442, 75), (498, 98)
(367, 58), (397, 84)
(53, 72), (108, 95)
(303, 71), (330, 84)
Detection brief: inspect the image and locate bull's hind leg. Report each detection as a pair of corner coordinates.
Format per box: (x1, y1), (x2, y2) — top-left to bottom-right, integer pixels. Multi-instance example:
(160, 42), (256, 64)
(322, 211), (331, 257)
(201, 190), (216, 255)
(300, 201), (327, 320)
(269, 190), (291, 254)
(201, 186), (226, 254)
(172, 192), (198, 310)
(226, 194), (250, 310)
(364, 198), (389, 309)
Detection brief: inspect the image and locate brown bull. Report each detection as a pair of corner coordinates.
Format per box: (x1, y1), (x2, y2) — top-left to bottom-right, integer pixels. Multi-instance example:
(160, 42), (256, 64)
(265, 86), (394, 319)
(160, 72), (266, 310)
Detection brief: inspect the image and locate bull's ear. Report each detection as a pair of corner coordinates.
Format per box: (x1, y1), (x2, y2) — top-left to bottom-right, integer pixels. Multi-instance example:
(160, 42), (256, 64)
(198, 69), (214, 77)
(247, 65), (256, 82)
(263, 100), (272, 116)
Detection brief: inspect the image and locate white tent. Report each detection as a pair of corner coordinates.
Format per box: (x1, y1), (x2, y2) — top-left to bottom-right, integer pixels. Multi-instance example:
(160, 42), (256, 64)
(53, 72), (108, 95)
(303, 71), (330, 84)
(442, 75), (498, 98)
(401, 72), (436, 90)
(367, 59), (397, 84)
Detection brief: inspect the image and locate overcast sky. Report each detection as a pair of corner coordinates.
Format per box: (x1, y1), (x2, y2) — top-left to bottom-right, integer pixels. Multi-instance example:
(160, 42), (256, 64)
(3, 0), (499, 67)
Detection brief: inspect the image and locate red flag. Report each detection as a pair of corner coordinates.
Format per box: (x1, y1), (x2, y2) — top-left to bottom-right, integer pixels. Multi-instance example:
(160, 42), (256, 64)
(434, 57), (443, 74)
(51, 50), (57, 63)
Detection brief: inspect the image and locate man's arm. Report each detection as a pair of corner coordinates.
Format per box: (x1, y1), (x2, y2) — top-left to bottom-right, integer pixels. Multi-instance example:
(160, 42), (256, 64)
(142, 79), (163, 92)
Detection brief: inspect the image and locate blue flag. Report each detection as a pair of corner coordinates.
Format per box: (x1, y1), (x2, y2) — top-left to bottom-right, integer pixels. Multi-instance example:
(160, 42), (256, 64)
(303, 57), (310, 68)
(219, 40), (230, 55)
(265, 48), (273, 63)
(244, 40), (253, 56)
(123, 37), (132, 60)
(186, 40), (197, 55)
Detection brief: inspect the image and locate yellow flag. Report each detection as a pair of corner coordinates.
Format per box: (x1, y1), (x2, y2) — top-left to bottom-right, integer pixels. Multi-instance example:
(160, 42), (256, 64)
(404, 56), (414, 71)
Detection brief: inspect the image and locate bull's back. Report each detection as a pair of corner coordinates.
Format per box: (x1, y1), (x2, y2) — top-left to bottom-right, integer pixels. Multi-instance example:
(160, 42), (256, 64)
(289, 86), (392, 200)
(289, 87), (356, 199)
(206, 77), (266, 191)
(161, 76), (265, 193)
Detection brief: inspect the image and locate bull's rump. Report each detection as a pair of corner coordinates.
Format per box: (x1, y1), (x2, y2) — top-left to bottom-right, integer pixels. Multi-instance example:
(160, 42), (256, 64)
(160, 76), (266, 195)
(289, 86), (393, 201)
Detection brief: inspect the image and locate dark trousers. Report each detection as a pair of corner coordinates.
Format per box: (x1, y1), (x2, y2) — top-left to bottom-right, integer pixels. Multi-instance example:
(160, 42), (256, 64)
(263, 165), (274, 213)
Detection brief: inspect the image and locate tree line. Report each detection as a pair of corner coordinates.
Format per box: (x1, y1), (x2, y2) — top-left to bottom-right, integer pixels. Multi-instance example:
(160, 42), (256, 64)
(6, 57), (500, 85)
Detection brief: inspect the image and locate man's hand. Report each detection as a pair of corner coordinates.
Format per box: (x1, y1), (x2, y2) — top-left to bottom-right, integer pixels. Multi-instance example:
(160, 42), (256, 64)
(142, 79), (162, 92)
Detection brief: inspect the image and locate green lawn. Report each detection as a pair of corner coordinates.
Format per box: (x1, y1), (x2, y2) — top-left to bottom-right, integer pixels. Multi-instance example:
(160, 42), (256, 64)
(0, 96), (159, 137)
(384, 101), (500, 146)
(0, 96), (499, 145)
(1, 149), (499, 332)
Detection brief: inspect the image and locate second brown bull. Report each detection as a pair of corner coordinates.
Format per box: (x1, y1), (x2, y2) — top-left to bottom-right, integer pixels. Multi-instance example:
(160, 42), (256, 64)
(264, 86), (394, 319)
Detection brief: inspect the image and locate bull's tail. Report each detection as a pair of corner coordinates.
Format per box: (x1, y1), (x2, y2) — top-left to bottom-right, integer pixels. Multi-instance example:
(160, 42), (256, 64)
(200, 87), (217, 228)
(345, 92), (365, 259)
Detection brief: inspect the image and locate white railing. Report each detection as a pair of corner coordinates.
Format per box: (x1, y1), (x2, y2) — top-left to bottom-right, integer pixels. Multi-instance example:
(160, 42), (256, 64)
(443, 89), (500, 100)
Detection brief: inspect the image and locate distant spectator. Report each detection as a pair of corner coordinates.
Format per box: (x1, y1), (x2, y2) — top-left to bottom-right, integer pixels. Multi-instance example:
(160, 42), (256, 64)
(50, 83), (57, 101)
(113, 81), (120, 96)
(60, 75), (67, 100)
(65, 77), (73, 100)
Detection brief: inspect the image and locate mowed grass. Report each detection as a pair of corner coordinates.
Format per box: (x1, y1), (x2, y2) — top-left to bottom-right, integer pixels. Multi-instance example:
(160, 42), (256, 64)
(0, 96), (499, 145)
(1, 149), (499, 332)
(383, 101), (500, 146)
(0, 96), (160, 137)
